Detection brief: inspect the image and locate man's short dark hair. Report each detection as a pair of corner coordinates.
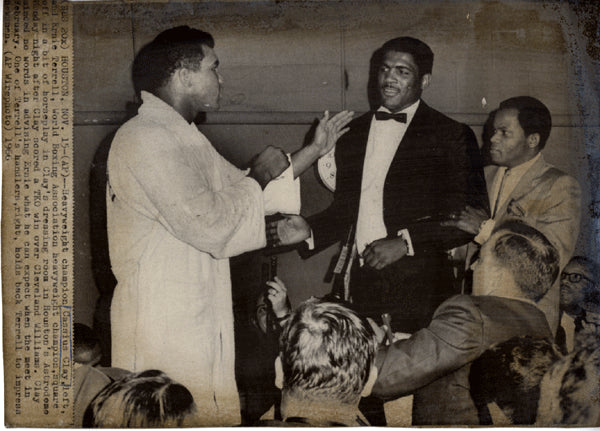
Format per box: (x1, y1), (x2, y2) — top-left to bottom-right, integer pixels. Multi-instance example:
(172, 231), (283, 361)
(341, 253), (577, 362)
(498, 96), (552, 150)
(492, 220), (560, 302)
(379, 36), (434, 77)
(82, 369), (196, 427)
(279, 298), (377, 404)
(132, 26), (215, 97)
(469, 336), (562, 425)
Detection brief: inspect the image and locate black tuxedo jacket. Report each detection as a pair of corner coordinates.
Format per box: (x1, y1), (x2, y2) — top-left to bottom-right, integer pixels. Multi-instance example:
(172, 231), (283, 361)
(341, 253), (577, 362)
(305, 102), (488, 331)
(309, 101), (487, 255)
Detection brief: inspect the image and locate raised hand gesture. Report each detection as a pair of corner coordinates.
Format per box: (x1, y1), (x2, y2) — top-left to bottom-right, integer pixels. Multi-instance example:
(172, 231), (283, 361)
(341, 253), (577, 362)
(311, 110), (354, 157)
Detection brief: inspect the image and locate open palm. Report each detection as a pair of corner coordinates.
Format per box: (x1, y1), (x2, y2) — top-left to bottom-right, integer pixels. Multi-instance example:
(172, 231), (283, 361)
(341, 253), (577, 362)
(312, 110), (354, 157)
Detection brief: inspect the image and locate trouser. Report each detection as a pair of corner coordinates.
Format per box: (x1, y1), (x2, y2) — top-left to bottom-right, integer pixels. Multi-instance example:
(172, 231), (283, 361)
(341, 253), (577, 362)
(350, 254), (457, 333)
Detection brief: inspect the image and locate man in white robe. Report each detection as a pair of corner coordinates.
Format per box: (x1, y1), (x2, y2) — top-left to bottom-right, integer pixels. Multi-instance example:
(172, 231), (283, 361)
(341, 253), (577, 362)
(106, 26), (351, 425)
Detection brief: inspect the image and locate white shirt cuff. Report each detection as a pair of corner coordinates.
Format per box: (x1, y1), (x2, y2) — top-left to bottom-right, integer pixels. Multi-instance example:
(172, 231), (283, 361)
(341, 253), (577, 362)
(397, 229), (415, 256)
(262, 154), (301, 216)
(305, 229), (315, 250)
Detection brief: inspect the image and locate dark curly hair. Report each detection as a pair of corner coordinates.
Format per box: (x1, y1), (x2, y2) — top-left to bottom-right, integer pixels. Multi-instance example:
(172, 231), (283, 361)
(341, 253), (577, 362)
(132, 26), (214, 98)
(498, 96), (552, 150)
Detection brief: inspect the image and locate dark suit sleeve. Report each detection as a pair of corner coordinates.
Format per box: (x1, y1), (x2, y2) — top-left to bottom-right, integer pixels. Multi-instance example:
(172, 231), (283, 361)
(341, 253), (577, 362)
(406, 124), (488, 254)
(372, 296), (486, 399)
(301, 198), (352, 256)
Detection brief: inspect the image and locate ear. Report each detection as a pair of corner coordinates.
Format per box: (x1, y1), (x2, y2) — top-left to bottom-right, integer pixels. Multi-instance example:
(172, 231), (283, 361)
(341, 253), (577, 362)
(173, 67), (192, 89)
(420, 73), (431, 91)
(361, 366), (378, 397)
(275, 356), (284, 390)
(526, 133), (540, 149)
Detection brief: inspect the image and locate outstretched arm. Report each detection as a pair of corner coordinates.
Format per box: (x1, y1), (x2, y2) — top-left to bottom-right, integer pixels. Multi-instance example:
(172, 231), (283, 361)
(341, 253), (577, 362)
(290, 110), (353, 178)
(267, 214), (311, 246)
(373, 297), (485, 399)
(248, 145), (291, 189)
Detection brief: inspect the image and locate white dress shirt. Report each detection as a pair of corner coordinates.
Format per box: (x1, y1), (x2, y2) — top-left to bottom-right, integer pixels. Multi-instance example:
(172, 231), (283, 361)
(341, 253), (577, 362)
(355, 100), (420, 257)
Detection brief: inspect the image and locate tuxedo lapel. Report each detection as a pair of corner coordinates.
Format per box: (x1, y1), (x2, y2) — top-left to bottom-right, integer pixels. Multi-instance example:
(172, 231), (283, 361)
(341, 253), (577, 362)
(348, 112), (374, 193)
(331, 112), (374, 224)
(397, 102), (432, 151)
(386, 102), (434, 175)
(350, 112), (373, 158)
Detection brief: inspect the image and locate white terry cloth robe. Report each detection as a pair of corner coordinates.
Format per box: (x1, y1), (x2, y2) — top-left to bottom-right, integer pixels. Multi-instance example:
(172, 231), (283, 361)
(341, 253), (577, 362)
(106, 91), (298, 425)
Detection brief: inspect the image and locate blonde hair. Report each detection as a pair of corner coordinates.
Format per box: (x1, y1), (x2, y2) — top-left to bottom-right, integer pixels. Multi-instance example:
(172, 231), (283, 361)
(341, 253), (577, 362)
(83, 370), (196, 427)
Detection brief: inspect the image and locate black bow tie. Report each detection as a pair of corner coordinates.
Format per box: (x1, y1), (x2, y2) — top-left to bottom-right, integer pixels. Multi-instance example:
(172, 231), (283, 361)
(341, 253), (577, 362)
(374, 111), (407, 123)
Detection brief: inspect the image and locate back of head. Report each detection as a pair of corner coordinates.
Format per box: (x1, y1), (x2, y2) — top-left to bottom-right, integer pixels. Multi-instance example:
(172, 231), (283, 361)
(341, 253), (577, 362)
(279, 298), (376, 405)
(74, 323), (102, 366)
(536, 338), (600, 426)
(83, 369), (196, 427)
(379, 36), (434, 77)
(492, 220), (560, 302)
(132, 26), (214, 98)
(469, 336), (562, 424)
(498, 96), (552, 150)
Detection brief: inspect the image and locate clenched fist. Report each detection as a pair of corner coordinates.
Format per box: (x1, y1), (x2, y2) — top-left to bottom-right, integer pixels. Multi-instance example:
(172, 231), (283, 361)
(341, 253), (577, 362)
(249, 146), (290, 189)
(363, 237), (408, 270)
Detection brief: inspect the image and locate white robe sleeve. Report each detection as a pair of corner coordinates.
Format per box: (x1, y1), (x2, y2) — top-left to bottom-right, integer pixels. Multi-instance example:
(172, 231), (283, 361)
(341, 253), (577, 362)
(261, 154), (301, 215)
(117, 126), (267, 259)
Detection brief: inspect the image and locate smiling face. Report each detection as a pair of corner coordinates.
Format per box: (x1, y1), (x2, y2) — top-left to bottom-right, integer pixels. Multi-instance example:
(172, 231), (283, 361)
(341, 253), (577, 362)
(489, 108), (538, 168)
(377, 51), (429, 113)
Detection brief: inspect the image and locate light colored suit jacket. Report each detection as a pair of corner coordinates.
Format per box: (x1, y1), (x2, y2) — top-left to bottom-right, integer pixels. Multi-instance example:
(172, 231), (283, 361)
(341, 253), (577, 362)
(485, 154), (581, 331)
(372, 295), (552, 425)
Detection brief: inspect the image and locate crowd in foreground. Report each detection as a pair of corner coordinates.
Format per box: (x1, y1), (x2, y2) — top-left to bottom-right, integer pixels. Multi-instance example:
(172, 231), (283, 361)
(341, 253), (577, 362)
(75, 220), (599, 426)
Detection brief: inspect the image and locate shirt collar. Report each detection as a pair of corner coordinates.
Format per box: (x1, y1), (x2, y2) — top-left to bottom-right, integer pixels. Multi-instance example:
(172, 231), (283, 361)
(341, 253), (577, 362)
(503, 152), (542, 176)
(377, 99), (420, 125)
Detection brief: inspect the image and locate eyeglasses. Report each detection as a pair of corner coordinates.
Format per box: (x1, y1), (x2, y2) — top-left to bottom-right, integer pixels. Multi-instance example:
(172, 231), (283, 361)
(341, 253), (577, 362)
(561, 272), (594, 284)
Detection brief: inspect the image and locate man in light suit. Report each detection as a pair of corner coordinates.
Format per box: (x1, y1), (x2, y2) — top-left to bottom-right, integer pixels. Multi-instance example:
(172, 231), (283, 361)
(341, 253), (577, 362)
(372, 221), (558, 425)
(272, 37), (488, 334)
(443, 96), (582, 333)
